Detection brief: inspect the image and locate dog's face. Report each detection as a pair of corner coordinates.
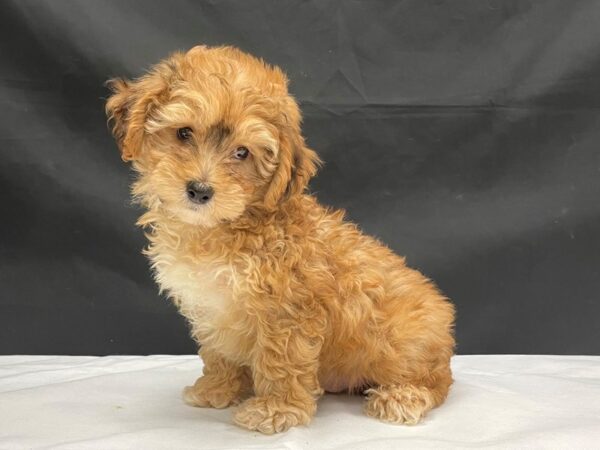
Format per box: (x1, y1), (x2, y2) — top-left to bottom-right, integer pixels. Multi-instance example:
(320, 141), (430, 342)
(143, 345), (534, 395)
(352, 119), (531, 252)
(105, 46), (319, 227)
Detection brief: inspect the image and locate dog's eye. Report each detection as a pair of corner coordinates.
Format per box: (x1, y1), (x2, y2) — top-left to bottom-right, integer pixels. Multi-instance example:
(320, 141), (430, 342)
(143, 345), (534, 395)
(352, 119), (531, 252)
(176, 127), (193, 141)
(233, 147), (250, 160)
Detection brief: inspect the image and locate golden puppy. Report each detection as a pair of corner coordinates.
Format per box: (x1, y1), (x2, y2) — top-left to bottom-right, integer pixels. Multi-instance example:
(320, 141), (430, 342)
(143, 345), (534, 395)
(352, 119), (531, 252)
(105, 45), (455, 434)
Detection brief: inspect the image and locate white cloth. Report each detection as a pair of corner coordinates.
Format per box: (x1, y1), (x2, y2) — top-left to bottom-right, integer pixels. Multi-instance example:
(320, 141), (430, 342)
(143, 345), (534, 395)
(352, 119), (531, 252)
(0, 355), (598, 449)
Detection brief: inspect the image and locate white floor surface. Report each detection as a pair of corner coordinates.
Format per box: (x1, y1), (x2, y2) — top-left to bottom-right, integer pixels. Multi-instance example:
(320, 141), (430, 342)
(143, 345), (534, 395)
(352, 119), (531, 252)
(1, 355), (599, 449)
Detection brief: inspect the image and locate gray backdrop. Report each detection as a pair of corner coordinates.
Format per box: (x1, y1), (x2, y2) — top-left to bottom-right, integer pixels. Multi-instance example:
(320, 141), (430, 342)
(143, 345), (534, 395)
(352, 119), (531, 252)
(2, 0), (599, 355)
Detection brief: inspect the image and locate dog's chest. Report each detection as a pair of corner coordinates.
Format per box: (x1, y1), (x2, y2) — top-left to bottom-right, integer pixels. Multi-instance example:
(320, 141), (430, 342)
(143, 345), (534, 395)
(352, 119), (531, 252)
(151, 251), (241, 348)
(159, 259), (230, 316)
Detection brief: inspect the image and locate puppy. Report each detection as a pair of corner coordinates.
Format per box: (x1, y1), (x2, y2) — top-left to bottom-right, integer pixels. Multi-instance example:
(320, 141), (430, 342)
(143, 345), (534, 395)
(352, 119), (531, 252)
(106, 45), (455, 434)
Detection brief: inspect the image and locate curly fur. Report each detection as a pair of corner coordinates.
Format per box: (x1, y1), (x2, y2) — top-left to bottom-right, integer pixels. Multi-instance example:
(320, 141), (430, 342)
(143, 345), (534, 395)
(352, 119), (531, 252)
(105, 45), (455, 434)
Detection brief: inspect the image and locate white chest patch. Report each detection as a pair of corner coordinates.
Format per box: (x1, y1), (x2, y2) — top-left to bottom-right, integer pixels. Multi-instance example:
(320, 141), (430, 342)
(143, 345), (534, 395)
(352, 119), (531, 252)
(152, 256), (235, 342)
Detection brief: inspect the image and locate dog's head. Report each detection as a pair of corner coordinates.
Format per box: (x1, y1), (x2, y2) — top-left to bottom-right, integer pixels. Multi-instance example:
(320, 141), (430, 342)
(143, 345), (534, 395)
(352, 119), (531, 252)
(105, 45), (320, 227)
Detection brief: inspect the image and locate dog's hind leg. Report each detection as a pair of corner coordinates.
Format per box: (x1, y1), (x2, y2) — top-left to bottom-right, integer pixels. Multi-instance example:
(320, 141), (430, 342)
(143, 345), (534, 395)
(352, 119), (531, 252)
(362, 279), (455, 424)
(364, 358), (452, 424)
(364, 383), (440, 424)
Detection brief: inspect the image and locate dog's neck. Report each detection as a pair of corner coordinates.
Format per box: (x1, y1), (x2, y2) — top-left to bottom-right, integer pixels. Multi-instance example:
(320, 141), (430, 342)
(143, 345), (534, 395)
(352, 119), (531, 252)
(136, 197), (303, 256)
(138, 193), (312, 232)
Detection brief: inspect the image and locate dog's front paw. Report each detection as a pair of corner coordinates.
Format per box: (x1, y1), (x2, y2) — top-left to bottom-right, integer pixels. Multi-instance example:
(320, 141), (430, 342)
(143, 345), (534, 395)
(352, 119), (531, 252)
(182, 375), (244, 409)
(233, 396), (312, 434)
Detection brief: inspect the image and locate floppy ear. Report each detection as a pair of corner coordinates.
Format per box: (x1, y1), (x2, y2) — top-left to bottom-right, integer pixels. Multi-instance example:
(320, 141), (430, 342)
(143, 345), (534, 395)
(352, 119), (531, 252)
(105, 76), (167, 161)
(105, 78), (133, 159)
(263, 97), (321, 209)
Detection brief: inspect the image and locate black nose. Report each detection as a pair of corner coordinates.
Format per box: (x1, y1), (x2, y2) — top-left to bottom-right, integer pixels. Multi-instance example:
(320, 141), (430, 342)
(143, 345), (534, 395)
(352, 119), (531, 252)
(186, 181), (214, 205)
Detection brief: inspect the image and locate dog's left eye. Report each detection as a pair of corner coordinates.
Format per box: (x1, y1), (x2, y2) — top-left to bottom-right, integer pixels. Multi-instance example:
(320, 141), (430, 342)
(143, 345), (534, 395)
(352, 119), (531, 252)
(233, 147), (250, 160)
(176, 127), (193, 141)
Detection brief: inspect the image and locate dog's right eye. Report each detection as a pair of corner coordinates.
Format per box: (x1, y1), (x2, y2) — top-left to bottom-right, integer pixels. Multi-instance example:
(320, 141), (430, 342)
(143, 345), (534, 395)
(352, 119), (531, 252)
(176, 127), (193, 141)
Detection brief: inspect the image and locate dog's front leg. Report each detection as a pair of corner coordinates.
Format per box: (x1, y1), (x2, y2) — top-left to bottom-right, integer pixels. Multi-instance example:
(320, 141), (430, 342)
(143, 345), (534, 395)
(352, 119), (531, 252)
(233, 323), (324, 434)
(183, 347), (252, 409)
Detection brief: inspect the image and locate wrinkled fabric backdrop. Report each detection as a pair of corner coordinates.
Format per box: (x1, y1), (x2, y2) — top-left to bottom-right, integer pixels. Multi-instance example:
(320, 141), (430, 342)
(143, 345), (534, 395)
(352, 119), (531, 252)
(1, 1), (599, 355)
